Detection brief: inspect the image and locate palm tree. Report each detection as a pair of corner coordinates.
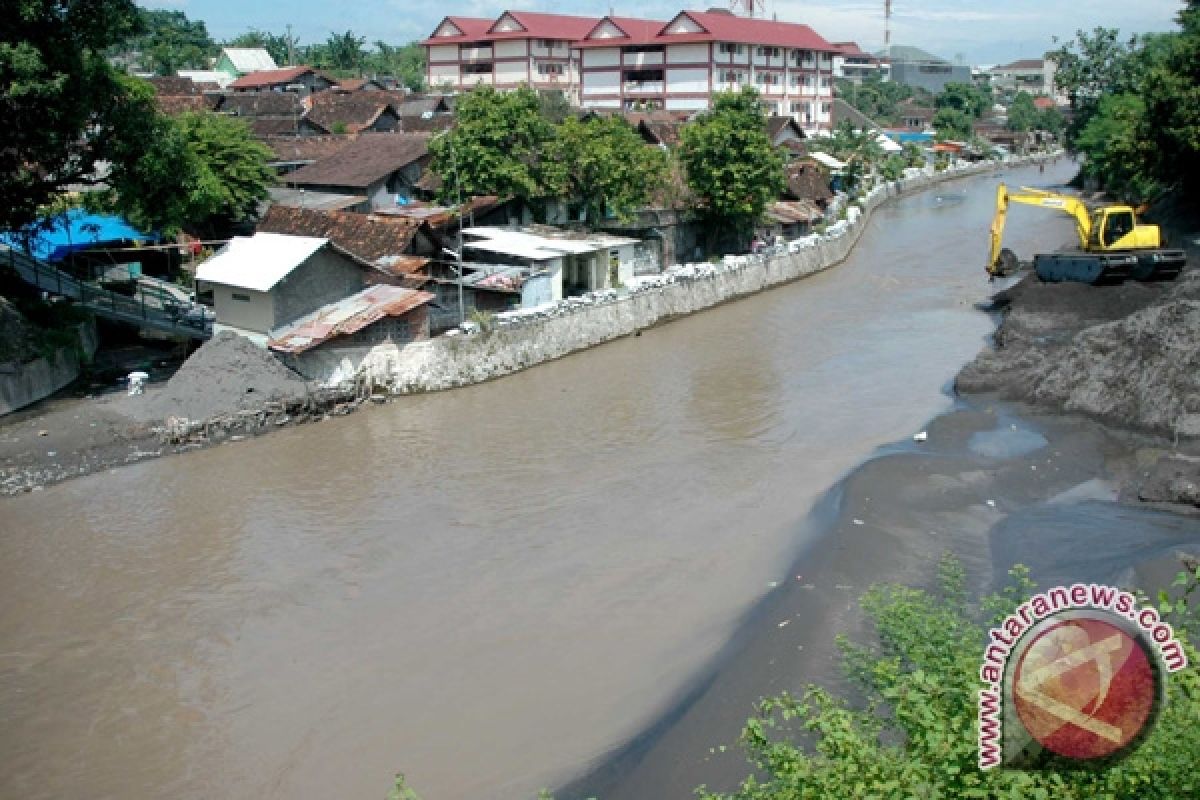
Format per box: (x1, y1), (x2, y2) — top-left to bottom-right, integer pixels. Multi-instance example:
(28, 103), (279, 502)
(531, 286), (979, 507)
(324, 30), (366, 71)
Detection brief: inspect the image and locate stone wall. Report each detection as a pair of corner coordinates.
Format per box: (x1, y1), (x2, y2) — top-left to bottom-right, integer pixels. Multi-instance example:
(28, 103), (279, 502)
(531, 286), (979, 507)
(0, 319), (98, 416)
(290, 157), (1047, 392)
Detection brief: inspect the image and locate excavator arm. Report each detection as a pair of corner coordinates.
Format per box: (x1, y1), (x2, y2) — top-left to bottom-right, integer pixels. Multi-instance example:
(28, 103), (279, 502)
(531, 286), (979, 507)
(987, 183), (1093, 276)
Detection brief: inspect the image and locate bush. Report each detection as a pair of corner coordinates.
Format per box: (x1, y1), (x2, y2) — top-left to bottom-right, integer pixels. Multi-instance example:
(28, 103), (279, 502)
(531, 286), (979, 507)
(699, 555), (1200, 800)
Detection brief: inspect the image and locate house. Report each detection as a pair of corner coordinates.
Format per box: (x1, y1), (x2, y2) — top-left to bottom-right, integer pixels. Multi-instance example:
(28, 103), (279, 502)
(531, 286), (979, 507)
(989, 58), (1059, 100)
(215, 47), (279, 81)
(305, 94), (402, 134)
(283, 133), (431, 209)
(831, 41), (885, 83)
(145, 76), (220, 114)
(783, 158), (833, 207)
(881, 45), (971, 93)
(229, 66), (335, 94)
(576, 11), (839, 130)
(262, 135), (358, 175)
(460, 226), (639, 305)
(894, 99), (935, 131)
(626, 110), (689, 147)
(215, 92), (327, 137)
(424, 12), (597, 103)
(178, 69), (235, 89)
(336, 77), (390, 92)
(255, 205), (441, 283)
(767, 115), (806, 148)
(195, 233), (372, 344)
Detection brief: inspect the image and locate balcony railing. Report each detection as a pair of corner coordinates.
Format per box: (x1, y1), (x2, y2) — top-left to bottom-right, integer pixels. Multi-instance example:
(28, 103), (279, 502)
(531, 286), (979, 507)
(624, 80), (665, 94)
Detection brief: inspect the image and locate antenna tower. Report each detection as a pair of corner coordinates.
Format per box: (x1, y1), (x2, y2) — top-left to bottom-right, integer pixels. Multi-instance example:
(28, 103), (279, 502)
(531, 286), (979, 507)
(730, 0), (763, 18)
(884, 0), (892, 53)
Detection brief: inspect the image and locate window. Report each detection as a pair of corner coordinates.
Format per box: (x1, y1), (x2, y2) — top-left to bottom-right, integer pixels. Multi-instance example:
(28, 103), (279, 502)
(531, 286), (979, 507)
(537, 62), (564, 75)
(538, 39), (559, 49)
(755, 72), (780, 86)
(819, 75), (830, 89)
(622, 44), (664, 54)
(231, 292), (250, 302)
(821, 102), (832, 114)
(756, 46), (780, 58)
(462, 62), (492, 74)
(793, 49), (813, 65)
(718, 43), (744, 55)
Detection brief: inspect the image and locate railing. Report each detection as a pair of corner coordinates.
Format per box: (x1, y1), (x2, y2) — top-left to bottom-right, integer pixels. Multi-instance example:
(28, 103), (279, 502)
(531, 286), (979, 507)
(2, 245), (212, 339)
(624, 80), (665, 94)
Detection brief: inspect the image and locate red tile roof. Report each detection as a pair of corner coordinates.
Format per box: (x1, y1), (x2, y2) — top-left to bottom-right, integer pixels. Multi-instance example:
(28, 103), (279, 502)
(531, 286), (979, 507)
(486, 11), (599, 40)
(257, 205), (427, 264)
(1033, 96), (1056, 110)
(268, 285), (435, 354)
(421, 16), (495, 44)
(578, 16), (670, 47)
(284, 132), (431, 190)
(655, 10), (832, 50)
(229, 66), (323, 90)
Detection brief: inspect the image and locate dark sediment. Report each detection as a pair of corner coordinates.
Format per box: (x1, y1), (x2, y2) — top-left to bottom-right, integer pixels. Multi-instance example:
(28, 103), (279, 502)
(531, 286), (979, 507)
(957, 268), (1200, 507)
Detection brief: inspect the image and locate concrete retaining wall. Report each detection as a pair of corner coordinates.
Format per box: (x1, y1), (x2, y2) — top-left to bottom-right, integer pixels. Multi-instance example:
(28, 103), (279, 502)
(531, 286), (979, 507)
(290, 158), (1042, 393)
(0, 319), (98, 416)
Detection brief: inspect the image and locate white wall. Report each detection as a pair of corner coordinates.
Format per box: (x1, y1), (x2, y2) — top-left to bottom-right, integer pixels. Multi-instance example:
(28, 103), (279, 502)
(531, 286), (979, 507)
(667, 68), (707, 94)
(583, 48), (620, 68)
(495, 60), (527, 84)
(666, 43), (708, 64)
(666, 96), (707, 111)
(428, 45), (457, 62)
(429, 64), (459, 82)
(495, 41), (526, 58)
(583, 70), (620, 95)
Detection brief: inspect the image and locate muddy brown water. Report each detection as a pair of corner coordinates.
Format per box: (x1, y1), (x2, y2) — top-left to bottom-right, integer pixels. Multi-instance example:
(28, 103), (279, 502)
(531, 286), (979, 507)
(0, 161), (1081, 800)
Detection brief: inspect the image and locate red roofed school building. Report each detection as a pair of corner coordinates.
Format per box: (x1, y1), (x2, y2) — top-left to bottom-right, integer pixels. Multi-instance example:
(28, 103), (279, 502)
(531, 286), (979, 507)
(422, 8), (840, 131)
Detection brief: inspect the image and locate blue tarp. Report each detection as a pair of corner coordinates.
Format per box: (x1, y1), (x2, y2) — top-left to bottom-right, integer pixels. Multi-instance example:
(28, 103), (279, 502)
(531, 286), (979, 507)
(0, 209), (159, 263)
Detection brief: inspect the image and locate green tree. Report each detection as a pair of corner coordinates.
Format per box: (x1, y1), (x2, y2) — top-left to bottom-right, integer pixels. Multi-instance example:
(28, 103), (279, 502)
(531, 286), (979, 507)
(678, 87), (784, 250)
(936, 81), (990, 119)
(545, 116), (668, 223)
(1037, 106), (1066, 135)
(323, 30), (366, 72)
(124, 8), (215, 74)
(429, 86), (558, 213)
(226, 30), (294, 66)
(701, 555), (1200, 800)
(1046, 26), (1143, 140)
(1074, 93), (1161, 200)
(0, 0), (151, 232)
(1006, 91), (1038, 132)
(808, 120), (884, 190)
(1138, 0), (1200, 195)
(933, 107), (974, 141)
(370, 41), (426, 91)
(100, 110), (274, 238)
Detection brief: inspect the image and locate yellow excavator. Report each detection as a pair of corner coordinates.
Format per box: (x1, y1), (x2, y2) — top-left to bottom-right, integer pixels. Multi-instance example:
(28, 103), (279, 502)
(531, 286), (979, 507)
(987, 183), (1186, 284)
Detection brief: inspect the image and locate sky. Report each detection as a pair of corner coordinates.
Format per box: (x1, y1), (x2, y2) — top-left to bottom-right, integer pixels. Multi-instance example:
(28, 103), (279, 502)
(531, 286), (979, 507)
(142, 0), (1187, 66)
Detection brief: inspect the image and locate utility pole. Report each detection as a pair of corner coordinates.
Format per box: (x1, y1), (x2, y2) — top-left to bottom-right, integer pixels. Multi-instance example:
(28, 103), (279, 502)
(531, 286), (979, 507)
(884, 0), (892, 55)
(286, 24), (295, 66)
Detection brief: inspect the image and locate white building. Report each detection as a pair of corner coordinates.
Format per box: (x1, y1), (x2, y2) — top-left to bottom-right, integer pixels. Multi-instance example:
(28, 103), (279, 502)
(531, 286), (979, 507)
(989, 58), (1062, 101)
(421, 9), (841, 130)
(423, 12), (598, 104)
(576, 10), (838, 131)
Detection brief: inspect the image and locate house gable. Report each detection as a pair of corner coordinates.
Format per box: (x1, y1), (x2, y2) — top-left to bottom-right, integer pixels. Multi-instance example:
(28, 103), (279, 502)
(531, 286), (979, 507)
(587, 19), (630, 40)
(432, 18), (465, 37)
(662, 13), (706, 36)
(490, 13), (527, 34)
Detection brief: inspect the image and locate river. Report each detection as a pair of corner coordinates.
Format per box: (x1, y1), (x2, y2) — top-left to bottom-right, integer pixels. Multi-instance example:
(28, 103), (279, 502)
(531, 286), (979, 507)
(0, 159), (1080, 800)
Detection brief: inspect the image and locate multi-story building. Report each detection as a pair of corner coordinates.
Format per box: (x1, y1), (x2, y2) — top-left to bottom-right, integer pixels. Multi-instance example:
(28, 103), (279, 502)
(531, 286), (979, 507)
(422, 8), (841, 131)
(831, 41), (886, 83)
(883, 45), (972, 94)
(422, 12), (598, 104)
(989, 58), (1061, 101)
(576, 10), (839, 132)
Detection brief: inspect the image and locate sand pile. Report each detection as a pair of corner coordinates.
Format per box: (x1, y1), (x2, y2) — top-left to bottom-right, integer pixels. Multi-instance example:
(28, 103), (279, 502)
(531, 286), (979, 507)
(138, 331), (311, 422)
(957, 272), (1200, 437)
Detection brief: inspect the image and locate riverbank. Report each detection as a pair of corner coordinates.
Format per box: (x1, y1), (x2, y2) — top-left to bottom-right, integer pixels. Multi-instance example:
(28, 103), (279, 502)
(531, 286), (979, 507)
(563, 397), (1200, 800)
(0, 153), (1056, 496)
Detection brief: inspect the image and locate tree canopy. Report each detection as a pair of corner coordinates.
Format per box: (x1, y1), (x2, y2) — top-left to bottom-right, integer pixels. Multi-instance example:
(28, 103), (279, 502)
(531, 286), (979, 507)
(678, 87), (784, 246)
(546, 115), (668, 223)
(1, 0), (148, 231)
(225, 30), (294, 66)
(1049, 1), (1200, 199)
(130, 8), (214, 75)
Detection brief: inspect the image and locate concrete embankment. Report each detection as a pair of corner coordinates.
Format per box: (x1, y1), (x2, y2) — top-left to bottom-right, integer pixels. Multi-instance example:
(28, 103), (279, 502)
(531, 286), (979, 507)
(0, 319), (97, 416)
(287, 157), (1054, 391)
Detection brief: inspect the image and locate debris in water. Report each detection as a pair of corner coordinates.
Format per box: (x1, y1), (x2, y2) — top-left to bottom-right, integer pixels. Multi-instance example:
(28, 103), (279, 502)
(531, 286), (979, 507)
(913, 431), (928, 442)
(986, 499), (997, 507)
(778, 619), (790, 628)
(853, 518), (865, 525)
(768, 581), (779, 588)
(37, 430), (48, 437)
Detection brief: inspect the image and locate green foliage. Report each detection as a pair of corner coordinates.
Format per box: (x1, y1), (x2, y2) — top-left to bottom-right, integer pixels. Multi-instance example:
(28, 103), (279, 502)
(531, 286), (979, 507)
(370, 41), (426, 91)
(429, 86), (558, 212)
(679, 87), (785, 246)
(100, 109), (274, 237)
(1074, 94), (1162, 200)
(546, 116), (668, 223)
(322, 30), (367, 72)
(936, 82), (991, 119)
(1006, 91), (1039, 132)
(835, 75), (914, 125)
(933, 107), (975, 141)
(126, 8), (214, 74)
(881, 155), (907, 182)
(701, 555), (1200, 800)
(225, 30), (294, 67)
(0, 0), (148, 231)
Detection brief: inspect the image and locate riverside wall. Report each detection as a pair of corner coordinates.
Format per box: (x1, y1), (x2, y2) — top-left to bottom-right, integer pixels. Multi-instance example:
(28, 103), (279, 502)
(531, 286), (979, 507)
(290, 157), (1047, 393)
(0, 319), (98, 416)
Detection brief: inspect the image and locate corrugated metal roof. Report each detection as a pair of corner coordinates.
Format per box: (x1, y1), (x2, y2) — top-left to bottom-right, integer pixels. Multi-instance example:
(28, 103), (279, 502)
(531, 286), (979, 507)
(220, 47), (279, 74)
(268, 285), (434, 353)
